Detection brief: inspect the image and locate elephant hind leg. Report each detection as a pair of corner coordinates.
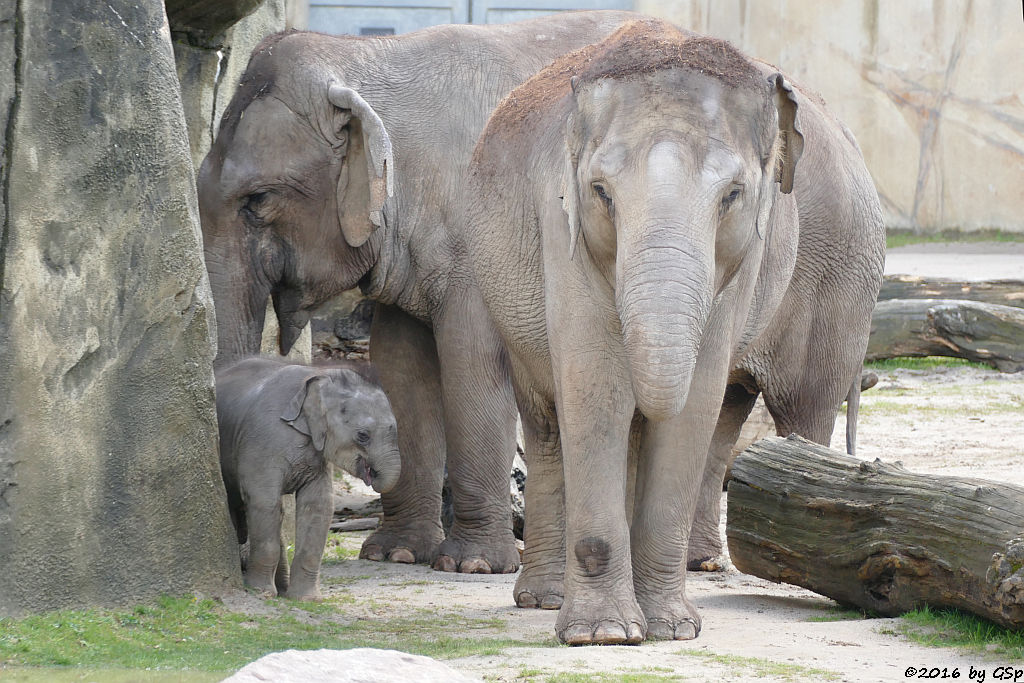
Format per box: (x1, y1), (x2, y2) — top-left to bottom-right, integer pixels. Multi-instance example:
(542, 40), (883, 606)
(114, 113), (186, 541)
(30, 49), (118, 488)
(687, 383), (758, 571)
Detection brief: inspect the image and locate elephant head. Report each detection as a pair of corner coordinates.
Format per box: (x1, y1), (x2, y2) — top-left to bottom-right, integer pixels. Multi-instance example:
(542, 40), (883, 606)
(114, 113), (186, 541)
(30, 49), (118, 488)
(198, 34), (393, 364)
(560, 34), (802, 420)
(281, 369), (400, 493)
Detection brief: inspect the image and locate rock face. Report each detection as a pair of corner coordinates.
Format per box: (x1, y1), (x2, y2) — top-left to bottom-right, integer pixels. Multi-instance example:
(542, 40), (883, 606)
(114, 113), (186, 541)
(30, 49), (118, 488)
(0, 0), (240, 614)
(225, 648), (481, 683)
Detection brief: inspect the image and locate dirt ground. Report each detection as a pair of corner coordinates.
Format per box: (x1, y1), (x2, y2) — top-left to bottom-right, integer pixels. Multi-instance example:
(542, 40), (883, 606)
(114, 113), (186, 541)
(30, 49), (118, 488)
(313, 360), (1023, 683)
(306, 245), (1024, 682)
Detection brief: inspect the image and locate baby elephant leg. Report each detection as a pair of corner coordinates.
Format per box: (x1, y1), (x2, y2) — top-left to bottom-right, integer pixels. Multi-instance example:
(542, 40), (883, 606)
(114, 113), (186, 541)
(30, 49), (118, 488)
(244, 496), (285, 597)
(284, 472), (333, 600)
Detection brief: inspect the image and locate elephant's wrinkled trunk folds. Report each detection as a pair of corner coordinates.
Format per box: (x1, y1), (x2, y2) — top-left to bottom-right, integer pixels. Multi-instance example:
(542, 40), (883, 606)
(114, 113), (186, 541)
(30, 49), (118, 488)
(367, 448), (401, 494)
(617, 235), (712, 422)
(205, 250), (270, 367)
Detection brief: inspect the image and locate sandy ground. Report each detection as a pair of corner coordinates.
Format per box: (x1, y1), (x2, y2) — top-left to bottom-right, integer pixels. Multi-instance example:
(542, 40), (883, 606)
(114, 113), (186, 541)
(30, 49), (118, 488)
(308, 362), (1024, 683)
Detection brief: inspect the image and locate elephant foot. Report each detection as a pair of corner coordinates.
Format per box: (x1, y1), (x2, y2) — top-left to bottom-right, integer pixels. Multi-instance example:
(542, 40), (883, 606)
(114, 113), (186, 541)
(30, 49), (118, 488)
(359, 519), (444, 565)
(514, 567), (564, 609)
(639, 595), (702, 641)
(555, 587), (646, 645)
(686, 534), (723, 572)
(243, 578), (278, 599)
(433, 529), (520, 574)
(685, 555), (724, 572)
(283, 586), (323, 601)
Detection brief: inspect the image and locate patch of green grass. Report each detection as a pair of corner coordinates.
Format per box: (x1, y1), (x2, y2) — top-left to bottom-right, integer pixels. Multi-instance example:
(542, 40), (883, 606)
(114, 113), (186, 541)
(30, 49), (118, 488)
(895, 606), (1024, 658)
(678, 650), (840, 681)
(886, 228), (1024, 249)
(543, 674), (679, 682)
(321, 532), (363, 564)
(0, 594), (546, 675)
(806, 605), (873, 622)
(864, 357), (992, 372)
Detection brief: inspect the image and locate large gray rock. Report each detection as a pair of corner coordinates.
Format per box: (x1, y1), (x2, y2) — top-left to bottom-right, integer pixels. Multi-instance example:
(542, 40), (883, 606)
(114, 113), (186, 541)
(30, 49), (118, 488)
(225, 648), (481, 683)
(0, 0), (240, 614)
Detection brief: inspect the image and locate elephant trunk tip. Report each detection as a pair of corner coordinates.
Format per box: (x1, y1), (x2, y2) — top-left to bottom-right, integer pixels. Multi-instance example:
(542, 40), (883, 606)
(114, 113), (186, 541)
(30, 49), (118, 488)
(631, 374), (689, 422)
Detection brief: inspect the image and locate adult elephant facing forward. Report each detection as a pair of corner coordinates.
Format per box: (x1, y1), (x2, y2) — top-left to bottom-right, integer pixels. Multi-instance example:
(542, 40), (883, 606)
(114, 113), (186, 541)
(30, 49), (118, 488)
(197, 12), (645, 574)
(462, 20), (884, 644)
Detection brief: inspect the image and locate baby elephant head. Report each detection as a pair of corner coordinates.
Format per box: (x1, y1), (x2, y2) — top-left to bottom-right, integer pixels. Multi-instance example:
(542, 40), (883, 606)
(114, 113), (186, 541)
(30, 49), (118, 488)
(281, 369), (400, 493)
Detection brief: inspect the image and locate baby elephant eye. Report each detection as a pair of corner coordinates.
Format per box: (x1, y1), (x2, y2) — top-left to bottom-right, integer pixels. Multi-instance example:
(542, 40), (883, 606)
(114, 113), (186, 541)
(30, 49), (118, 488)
(592, 182), (612, 206)
(355, 429), (371, 446)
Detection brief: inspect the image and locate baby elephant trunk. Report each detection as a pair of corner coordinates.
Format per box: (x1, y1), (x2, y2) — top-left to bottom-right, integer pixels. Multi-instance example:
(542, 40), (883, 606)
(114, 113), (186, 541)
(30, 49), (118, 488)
(358, 445), (401, 494)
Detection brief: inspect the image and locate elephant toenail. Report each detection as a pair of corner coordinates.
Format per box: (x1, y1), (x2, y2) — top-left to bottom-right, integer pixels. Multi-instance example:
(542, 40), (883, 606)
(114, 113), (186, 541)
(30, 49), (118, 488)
(540, 595), (563, 610)
(516, 592), (539, 608)
(675, 617), (700, 640)
(626, 622), (645, 643)
(434, 555), (457, 572)
(459, 558), (492, 574)
(360, 545), (385, 562)
(388, 547), (415, 564)
(592, 622), (627, 644)
(560, 624), (594, 645)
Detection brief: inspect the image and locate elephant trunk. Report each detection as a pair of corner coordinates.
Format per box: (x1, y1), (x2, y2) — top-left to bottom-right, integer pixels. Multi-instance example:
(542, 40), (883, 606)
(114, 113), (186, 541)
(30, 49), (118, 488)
(205, 247), (270, 368)
(617, 227), (712, 421)
(364, 447), (401, 494)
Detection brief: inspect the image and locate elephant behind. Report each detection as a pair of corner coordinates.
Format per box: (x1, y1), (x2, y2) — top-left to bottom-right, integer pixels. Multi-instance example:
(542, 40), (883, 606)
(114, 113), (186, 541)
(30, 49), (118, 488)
(462, 20), (884, 644)
(216, 357), (400, 600)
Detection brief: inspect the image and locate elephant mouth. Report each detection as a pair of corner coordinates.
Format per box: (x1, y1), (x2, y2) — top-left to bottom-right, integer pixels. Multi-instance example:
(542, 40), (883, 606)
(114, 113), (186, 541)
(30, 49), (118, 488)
(354, 455), (377, 489)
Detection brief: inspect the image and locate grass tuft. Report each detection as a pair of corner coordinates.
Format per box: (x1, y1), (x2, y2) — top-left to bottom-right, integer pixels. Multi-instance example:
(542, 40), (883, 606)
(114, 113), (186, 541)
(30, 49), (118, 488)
(0, 594), (545, 675)
(886, 228), (1024, 249)
(895, 606), (1024, 658)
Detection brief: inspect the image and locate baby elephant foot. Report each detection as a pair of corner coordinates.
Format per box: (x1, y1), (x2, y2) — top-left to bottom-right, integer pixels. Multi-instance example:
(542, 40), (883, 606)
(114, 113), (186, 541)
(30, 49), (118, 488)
(433, 530), (520, 574)
(555, 591), (646, 645)
(283, 586), (323, 602)
(641, 597), (702, 641)
(359, 520), (444, 565)
(243, 579), (278, 599)
(514, 568), (564, 609)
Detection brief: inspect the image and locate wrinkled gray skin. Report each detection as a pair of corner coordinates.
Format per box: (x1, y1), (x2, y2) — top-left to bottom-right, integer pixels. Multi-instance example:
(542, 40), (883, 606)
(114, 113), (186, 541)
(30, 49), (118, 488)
(462, 23), (884, 644)
(198, 11), (652, 575)
(216, 357), (400, 600)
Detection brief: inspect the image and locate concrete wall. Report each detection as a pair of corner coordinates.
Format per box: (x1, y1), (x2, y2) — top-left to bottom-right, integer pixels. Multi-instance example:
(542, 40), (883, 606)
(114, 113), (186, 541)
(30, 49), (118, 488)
(636, 0), (1023, 234)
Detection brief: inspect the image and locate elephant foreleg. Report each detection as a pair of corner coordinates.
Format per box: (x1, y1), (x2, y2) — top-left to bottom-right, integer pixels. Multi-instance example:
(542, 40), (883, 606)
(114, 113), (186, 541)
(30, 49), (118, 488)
(514, 393), (565, 608)
(285, 470), (333, 600)
(432, 288), (520, 574)
(360, 303), (447, 564)
(243, 493), (285, 597)
(687, 384), (758, 571)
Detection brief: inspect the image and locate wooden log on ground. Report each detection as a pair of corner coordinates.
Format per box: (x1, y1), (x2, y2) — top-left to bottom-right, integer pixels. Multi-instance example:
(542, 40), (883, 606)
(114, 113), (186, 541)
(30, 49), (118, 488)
(879, 275), (1024, 308)
(867, 299), (1024, 372)
(726, 435), (1024, 629)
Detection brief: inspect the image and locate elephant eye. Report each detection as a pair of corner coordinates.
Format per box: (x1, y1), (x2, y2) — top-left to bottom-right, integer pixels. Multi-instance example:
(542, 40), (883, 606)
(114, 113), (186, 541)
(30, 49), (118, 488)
(355, 429), (371, 446)
(241, 191), (270, 224)
(720, 186), (743, 214)
(592, 182), (613, 211)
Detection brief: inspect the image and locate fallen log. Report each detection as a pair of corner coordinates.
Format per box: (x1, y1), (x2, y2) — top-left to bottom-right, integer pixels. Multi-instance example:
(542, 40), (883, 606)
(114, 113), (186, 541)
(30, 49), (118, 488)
(867, 299), (1024, 372)
(879, 275), (1024, 308)
(726, 435), (1024, 629)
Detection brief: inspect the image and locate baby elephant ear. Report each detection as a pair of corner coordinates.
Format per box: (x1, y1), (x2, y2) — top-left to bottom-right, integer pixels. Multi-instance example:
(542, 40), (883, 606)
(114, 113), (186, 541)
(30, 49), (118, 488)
(281, 375), (327, 452)
(771, 74), (804, 194)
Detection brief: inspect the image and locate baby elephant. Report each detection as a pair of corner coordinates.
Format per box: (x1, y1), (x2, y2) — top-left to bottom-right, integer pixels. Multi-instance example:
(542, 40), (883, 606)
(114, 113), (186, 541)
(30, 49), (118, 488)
(216, 357), (400, 600)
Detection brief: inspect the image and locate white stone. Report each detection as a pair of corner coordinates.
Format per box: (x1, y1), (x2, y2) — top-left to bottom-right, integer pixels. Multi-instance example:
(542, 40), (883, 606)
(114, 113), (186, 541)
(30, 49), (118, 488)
(224, 648), (481, 683)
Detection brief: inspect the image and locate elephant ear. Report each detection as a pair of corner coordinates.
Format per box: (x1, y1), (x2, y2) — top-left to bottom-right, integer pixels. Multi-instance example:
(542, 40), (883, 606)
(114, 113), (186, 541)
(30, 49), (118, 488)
(281, 375), (328, 453)
(770, 74), (804, 194)
(327, 84), (395, 248)
(561, 106), (584, 260)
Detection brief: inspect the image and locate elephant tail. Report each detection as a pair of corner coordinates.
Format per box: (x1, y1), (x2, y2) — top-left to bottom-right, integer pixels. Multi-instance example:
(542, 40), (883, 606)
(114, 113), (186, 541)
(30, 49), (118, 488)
(845, 372), (861, 456)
